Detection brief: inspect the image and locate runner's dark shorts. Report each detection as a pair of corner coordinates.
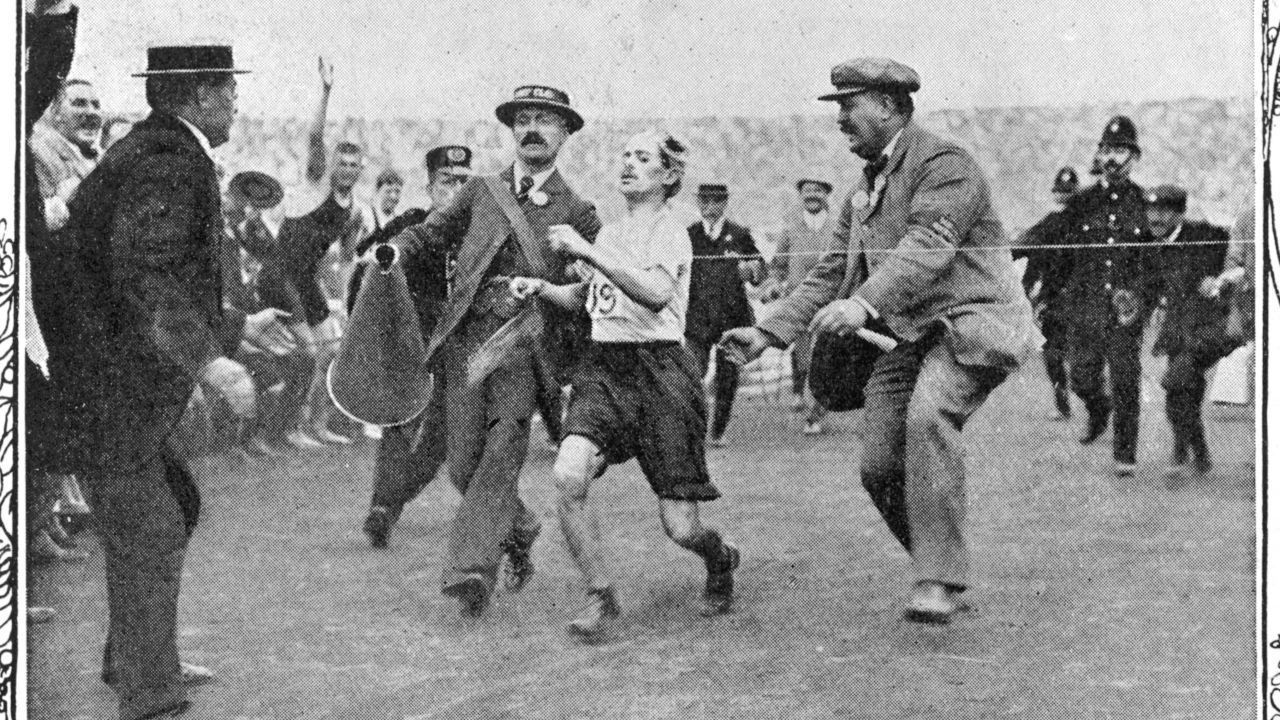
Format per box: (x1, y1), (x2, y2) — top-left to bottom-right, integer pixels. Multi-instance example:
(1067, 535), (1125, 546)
(563, 341), (720, 502)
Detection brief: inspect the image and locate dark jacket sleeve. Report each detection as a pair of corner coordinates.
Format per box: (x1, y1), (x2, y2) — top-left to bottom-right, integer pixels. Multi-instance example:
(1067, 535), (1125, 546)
(570, 197), (603, 244)
(278, 217), (333, 326)
(109, 153), (226, 378)
(390, 178), (476, 259)
(25, 8), (78, 131)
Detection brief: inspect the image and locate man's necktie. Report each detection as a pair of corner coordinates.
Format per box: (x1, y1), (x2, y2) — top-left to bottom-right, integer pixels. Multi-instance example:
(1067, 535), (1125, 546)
(516, 175), (535, 203)
(862, 155), (888, 189)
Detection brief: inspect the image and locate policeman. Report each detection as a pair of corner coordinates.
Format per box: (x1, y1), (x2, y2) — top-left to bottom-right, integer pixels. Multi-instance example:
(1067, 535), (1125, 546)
(359, 145), (472, 548)
(1016, 167), (1079, 419)
(1056, 116), (1160, 477)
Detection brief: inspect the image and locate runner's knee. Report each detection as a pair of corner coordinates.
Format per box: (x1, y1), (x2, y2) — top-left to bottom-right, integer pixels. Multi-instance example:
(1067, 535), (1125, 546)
(554, 436), (600, 500)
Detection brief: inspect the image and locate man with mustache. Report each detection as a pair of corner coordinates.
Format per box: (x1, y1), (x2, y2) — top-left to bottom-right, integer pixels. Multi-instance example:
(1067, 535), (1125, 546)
(1055, 116), (1160, 477)
(386, 86), (602, 616)
(31, 77), (102, 232)
(721, 58), (1039, 624)
(770, 174), (837, 434)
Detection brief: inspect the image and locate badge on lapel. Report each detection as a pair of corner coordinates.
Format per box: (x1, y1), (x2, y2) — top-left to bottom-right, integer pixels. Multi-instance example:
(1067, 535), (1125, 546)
(851, 191), (869, 210)
(530, 190), (549, 206)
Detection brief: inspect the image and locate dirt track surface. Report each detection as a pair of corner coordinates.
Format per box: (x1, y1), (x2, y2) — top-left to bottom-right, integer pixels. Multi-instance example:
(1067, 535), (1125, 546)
(27, 365), (1256, 719)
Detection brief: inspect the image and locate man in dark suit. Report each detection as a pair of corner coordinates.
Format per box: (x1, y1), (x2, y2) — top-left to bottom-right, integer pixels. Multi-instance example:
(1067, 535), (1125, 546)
(722, 58), (1040, 624)
(53, 44), (290, 720)
(685, 184), (764, 446)
(1056, 116), (1160, 477)
(1015, 167), (1079, 419)
(1145, 186), (1238, 485)
(388, 86), (602, 615)
(359, 145), (472, 548)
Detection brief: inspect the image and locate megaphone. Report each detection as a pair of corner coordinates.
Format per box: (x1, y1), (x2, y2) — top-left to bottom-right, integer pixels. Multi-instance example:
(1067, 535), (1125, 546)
(327, 245), (433, 426)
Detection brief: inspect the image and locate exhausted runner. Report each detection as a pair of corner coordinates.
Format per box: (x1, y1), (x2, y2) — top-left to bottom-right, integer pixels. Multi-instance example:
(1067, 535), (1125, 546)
(509, 130), (740, 637)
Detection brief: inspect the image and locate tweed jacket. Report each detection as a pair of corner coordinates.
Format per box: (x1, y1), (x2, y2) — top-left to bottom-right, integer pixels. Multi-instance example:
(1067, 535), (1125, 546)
(54, 112), (243, 472)
(771, 207), (835, 292)
(758, 121), (1039, 370)
(391, 166), (601, 372)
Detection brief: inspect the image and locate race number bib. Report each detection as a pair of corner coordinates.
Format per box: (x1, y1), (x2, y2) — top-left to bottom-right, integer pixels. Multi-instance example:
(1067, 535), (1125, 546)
(587, 281), (618, 316)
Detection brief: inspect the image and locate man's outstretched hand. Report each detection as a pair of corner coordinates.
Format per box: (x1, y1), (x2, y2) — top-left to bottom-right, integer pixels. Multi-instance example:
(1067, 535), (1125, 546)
(718, 327), (773, 366)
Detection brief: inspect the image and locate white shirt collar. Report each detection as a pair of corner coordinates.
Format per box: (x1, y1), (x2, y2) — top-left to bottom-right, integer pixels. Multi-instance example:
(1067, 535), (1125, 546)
(173, 115), (213, 159)
(703, 217), (727, 239)
(879, 128), (905, 167)
(803, 208), (828, 231)
(885, 129), (906, 163)
(514, 162), (556, 193)
(1163, 223), (1184, 244)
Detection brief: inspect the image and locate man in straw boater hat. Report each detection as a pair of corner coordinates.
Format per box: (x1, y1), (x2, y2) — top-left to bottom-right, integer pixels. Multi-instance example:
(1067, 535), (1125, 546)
(382, 86), (602, 616)
(51, 42), (293, 719)
(721, 57), (1040, 624)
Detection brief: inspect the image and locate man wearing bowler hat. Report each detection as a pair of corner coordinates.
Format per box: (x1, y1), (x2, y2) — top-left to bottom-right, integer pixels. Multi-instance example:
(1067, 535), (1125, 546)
(358, 144), (473, 548)
(771, 174), (837, 434)
(1015, 166), (1080, 419)
(685, 183), (764, 446)
(386, 87), (601, 615)
(1055, 116), (1160, 477)
(721, 58), (1039, 624)
(52, 43), (292, 719)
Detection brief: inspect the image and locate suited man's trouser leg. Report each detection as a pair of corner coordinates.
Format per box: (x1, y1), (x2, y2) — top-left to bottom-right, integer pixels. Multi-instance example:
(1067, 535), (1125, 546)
(1105, 324), (1143, 465)
(1162, 350), (1216, 466)
(859, 338), (1006, 590)
(370, 381), (455, 513)
(710, 347), (740, 439)
(91, 444), (198, 720)
(440, 330), (539, 595)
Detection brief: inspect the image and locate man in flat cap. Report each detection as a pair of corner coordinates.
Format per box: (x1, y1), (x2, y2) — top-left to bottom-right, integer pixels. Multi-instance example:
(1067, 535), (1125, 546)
(1144, 186), (1237, 486)
(722, 57), (1039, 624)
(386, 87), (601, 615)
(770, 174), (837, 434)
(358, 145), (473, 548)
(51, 42), (292, 719)
(686, 183), (765, 446)
(1014, 167), (1080, 419)
(1055, 116), (1160, 477)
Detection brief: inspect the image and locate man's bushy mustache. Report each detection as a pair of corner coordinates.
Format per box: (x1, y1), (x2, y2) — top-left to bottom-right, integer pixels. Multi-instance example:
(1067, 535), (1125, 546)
(521, 133), (547, 147)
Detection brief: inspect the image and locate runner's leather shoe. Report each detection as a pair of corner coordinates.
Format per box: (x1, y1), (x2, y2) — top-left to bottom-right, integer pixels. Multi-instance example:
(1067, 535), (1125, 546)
(568, 586), (620, 638)
(903, 581), (963, 624)
(701, 542), (740, 616)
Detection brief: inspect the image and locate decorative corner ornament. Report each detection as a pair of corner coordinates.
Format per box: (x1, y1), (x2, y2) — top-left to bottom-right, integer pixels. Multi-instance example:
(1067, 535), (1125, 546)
(530, 190), (549, 206)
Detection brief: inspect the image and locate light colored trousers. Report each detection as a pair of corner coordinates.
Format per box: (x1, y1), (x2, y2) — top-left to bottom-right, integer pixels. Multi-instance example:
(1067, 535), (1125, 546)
(858, 334), (1007, 589)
